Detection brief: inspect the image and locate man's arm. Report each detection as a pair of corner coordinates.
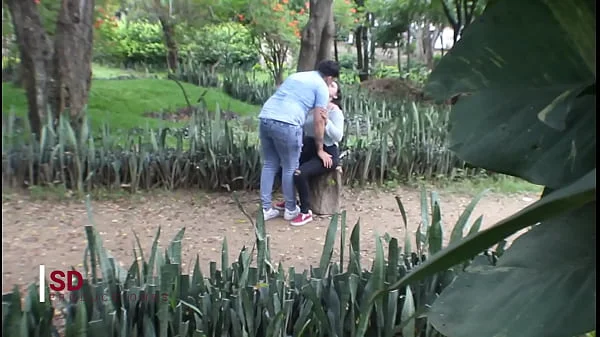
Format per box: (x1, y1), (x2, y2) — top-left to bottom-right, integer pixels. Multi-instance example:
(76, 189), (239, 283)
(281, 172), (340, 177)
(313, 84), (330, 152)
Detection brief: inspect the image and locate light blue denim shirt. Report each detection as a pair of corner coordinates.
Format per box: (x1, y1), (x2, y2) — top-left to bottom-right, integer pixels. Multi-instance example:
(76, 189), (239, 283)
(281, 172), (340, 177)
(303, 105), (344, 147)
(258, 71), (329, 127)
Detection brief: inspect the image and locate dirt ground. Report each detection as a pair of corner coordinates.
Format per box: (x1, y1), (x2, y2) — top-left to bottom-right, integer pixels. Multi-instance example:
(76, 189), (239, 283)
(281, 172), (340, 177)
(1, 186), (538, 293)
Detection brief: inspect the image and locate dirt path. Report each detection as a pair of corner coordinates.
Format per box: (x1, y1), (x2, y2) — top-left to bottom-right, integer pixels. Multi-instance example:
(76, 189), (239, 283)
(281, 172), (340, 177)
(2, 186), (538, 292)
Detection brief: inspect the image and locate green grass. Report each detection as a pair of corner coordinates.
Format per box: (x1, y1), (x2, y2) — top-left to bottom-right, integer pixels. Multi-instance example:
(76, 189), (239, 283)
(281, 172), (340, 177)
(2, 77), (260, 133)
(429, 174), (544, 196)
(91, 62), (167, 79)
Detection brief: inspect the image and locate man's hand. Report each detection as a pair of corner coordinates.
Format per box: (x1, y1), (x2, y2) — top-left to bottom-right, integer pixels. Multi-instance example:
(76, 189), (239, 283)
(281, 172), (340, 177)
(318, 150), (333, 168)
(320, 109), (328, 125)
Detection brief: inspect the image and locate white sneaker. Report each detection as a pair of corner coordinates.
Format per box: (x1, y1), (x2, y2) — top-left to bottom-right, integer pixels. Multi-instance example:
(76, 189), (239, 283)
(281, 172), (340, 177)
(283, 205), (300, 221)
(263, 208), (280, 221)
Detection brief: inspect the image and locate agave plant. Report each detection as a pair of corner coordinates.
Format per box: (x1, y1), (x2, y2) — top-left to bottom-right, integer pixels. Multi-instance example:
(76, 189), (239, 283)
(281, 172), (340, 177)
(2, 187), (498, 337)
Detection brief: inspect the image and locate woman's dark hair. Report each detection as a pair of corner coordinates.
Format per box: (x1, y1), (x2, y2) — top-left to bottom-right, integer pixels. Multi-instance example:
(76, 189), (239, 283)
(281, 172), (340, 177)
(331, 80), (343, 111)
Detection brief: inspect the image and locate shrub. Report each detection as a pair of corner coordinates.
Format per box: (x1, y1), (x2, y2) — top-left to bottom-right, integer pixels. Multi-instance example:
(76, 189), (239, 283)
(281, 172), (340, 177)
(94, 17), (167, 67)
(1, 188), (497, 336)
(374, 64), (401, 79)
(179, 22), (259, 70)
(337, 53), (356, 70)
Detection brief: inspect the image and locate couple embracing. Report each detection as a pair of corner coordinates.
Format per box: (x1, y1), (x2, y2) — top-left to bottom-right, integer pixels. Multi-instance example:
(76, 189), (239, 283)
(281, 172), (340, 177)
(258, 60), (344, 227)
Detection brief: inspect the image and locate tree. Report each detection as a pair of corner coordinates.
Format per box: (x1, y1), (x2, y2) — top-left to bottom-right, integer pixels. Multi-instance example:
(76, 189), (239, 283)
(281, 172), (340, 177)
(296, 0), (334, 71)
(332, 0), (361, 63)
(6, 0), (95, 137)
(440, 0), (485, 43)
(239, 0), (308, 84)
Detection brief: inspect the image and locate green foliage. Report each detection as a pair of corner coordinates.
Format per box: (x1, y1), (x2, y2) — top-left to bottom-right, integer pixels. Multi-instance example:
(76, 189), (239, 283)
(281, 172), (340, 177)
(179, 22), (259, 69)
(2, 83), (476, 194)
(374, 64), (401, 79)
(371, 1), (596, 337)
(94, 18), (167, 67)
(222, 68), (276, 106)
(2, 188), (494, 336)
(337, 53), (357, 70)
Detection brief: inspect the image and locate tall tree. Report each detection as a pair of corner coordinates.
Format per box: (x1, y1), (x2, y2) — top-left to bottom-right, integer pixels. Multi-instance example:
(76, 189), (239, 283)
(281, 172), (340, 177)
(440, 0), (484, 43)
(296, 0), (335, 71)
(239, 0), (307, 84)
(6, 0), (95, 137)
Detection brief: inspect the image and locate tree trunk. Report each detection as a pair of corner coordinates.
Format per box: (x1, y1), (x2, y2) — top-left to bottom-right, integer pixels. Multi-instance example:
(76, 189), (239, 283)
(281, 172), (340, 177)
(422, 21), (435, 69)
(396, 38), (402, 73)
(355, 27), (363, 71)
(359, 14), (371, 81)
(158, 16), (178, 73)
(333, 34), (339, 63)
(5, 0), (54, 138)
(308, 166), (343, 215)
(406, 27), (411, 70)
(316, 8), (334, 64)
(53, 0), (95, 130)
(6, 0), (95, 138)
(296, 0), (334, 71)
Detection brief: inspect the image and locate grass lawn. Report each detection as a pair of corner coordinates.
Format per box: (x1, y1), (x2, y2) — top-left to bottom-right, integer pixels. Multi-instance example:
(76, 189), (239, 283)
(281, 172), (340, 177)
(2, 65), (260, 133)
(91, 63), (168, 79)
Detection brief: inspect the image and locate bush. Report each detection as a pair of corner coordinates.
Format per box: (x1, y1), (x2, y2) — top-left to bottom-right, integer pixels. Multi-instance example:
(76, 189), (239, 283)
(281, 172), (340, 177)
(374, 64), (401, 79)
(337, 53), (356, 70)
(94, 18), (167, 67)
(179, 22), (259, 70)
(1, 189), (498, 336)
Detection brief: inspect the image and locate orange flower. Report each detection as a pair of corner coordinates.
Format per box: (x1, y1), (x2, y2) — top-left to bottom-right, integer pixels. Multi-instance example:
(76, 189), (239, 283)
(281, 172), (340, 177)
(350, 8), (357, 13)
(299, 8), (305, 15)
(344, 0), (350, 4)
(237, 13), (245, 21)
(354, 18), (359, 23)
(304, 1), (310, 9)
(282, 0), (289, 4)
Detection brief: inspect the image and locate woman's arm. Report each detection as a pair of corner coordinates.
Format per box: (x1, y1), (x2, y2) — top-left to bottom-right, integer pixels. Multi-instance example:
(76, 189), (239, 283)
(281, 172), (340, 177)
(325, 106), (344, 143)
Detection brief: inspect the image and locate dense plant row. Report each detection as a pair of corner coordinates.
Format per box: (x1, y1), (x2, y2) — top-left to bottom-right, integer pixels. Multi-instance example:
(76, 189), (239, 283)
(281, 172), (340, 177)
(1, 84), (475, 193)
(2, 189), (498, 337)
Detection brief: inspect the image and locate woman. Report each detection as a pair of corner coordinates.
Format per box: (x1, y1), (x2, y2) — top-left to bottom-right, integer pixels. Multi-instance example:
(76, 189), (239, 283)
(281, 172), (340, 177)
(274, 80), (345, 226)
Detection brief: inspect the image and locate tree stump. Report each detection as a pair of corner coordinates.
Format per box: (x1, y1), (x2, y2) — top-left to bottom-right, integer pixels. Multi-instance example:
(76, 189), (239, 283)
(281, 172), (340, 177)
(308, 166), (343, 215)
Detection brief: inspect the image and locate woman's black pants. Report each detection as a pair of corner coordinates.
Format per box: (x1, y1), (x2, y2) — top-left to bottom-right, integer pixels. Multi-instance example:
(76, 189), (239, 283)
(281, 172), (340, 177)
(293, 137), (340, 214)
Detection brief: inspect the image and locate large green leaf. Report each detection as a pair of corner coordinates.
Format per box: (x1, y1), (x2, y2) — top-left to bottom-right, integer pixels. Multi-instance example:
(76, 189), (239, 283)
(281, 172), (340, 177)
(425, 0), (596, 189)
(429, 201), (596, 337)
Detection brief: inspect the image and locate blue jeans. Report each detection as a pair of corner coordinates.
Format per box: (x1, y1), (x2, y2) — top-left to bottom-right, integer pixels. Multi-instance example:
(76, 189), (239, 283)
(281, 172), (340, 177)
(259, 118), (303, 212)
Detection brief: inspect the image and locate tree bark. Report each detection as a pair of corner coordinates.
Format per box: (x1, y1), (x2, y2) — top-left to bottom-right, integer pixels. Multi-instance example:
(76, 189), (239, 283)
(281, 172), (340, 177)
(296, 0), (334, 72)
(355, 26), (363, 71)
(53, 0), (95, 130)
(316, 8), (334, 64)
(6, 0), (95, 138)
(5, 0), (54, 138)
(308, 166), (343, 215)
(158, 16), (179, 73)
(333, 34), (339, 63)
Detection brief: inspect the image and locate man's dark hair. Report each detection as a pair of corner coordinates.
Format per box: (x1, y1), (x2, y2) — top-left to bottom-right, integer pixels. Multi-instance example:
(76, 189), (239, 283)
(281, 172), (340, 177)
(316, 60), (340, 78)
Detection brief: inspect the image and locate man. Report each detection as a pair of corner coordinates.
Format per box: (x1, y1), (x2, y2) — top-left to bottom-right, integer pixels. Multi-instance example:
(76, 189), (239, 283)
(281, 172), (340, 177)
(258, 60), (340, 221)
